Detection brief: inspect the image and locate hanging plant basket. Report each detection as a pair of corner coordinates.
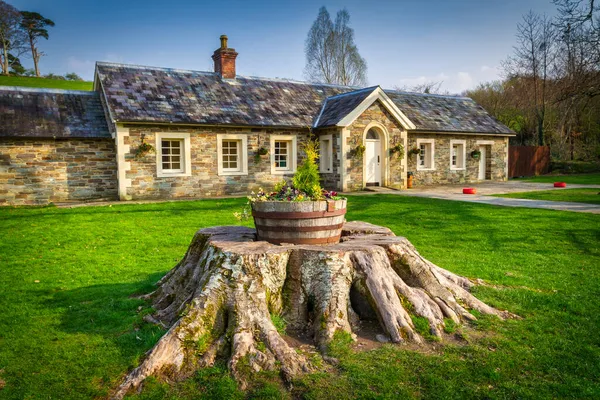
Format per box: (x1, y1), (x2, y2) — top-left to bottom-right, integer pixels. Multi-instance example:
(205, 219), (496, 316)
(409, 147), (421, 155)
(390, 143), (405, 160)
(471, 150), (481, 160)
(351, 144), (366, 159)
(135, 142), (155, 158)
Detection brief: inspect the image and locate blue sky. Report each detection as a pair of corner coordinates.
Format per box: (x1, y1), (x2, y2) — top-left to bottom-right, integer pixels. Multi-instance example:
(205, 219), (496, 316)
(9, 0), (556, 93)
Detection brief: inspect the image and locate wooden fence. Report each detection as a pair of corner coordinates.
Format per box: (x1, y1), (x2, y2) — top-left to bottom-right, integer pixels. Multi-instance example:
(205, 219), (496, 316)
(508, 146), (551, 178)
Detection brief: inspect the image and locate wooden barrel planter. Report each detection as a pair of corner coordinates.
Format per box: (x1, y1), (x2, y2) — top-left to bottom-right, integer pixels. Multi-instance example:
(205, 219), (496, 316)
(252, 199), (347, 245)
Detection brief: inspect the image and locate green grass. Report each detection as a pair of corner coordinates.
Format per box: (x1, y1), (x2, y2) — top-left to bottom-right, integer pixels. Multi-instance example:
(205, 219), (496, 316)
(0, 75), (93, 91)
(515, 172), (600, 185)
(494, 188), (600, 205)
(1, 195), (599, 399)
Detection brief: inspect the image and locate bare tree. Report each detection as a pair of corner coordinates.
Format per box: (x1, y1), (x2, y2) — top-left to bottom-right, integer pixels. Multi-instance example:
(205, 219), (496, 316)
(20, 11), (54, 77)
(305, 7), (367, 86)
(395, 81), (446, 94)
(504, 11), (555, 145)
(0, 1), (26, 76)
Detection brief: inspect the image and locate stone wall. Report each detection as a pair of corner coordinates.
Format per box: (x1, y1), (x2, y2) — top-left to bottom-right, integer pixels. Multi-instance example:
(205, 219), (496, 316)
(406, 133), (508, 186)
(317, 127), (342, 191)
(344, 101), (406, 191)
(121, 125), (310, 199)
(0, 138), (118, 205)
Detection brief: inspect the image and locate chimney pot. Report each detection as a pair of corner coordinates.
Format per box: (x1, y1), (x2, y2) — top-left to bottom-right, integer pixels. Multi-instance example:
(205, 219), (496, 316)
(212, 35), (238, 79)
(220, 35), (228, 49)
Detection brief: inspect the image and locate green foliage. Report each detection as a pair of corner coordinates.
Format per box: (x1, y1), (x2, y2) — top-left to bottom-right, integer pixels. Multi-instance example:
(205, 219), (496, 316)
(326, 330), (354, 358)
(549, 161), (600, 174)
(292, 139), (323, 199)
(270, 314), (287, 335)
(20, 11), (55, 41)
(64, 72), (83, 81)
(135, 142), (155, 158)
(0, 75), (93, 90)
(390, 143), (405, 159)
(351, 144), (365, 159)
(1, 195), (599, 398)
(443, 318), (458, 334)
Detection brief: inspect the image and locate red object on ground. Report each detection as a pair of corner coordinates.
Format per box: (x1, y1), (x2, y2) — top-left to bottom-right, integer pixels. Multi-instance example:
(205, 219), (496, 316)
(554, 182), (567, 188)
(463, 188), (477, 195)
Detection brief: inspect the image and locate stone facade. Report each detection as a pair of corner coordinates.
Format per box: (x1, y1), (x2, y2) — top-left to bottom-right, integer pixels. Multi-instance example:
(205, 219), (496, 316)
(120, 125), (310, 200)
(406, 133), (508, 186)
(0, 138), (118, 205)
(317, 127), (342, 191)
(343, 101), (406, 191)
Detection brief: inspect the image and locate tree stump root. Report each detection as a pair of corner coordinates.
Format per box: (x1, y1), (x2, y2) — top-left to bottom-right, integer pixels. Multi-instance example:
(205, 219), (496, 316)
(113, 221), (513, 399)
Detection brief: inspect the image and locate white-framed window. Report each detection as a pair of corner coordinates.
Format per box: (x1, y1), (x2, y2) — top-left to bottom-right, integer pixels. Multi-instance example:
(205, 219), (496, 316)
(156, 132), (192, 178)
(319, 134), (333, 173)
(416, 138), (435, 171)
(270, 135), (297, 174)
(450, 140), (466, 170)
(217, 134), (248, 176)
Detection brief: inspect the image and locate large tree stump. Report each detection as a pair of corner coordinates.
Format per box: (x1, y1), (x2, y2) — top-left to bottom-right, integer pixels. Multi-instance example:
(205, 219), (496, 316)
(113, 222), (512, 398)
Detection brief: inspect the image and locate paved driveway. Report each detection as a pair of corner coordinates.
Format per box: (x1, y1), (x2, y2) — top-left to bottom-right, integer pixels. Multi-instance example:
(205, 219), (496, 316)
(365, 181), (600, 214)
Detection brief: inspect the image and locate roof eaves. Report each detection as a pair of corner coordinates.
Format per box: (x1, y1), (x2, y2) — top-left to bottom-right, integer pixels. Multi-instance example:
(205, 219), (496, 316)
(336, 86), (416, 130)
(312, 98), (328, 128)
(408, 128), (516, 137)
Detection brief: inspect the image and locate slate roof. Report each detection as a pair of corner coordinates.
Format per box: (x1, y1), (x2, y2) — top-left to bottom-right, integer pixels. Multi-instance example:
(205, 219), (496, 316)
(96, 62), (514, 135)
(0, 87), (111, 138)
(314, 86), (378, 128)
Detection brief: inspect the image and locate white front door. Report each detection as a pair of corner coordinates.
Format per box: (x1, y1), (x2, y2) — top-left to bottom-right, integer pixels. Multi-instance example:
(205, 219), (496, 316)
(366, 139), (381, 185)
(478, 146), (487, 180)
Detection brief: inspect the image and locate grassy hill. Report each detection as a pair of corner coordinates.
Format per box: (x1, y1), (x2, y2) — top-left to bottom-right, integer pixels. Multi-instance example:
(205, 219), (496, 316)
(0, 75), (93, 91)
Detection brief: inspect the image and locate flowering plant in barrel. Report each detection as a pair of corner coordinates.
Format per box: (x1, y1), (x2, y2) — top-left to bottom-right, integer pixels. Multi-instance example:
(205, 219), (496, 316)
(245, 139), (347, 245)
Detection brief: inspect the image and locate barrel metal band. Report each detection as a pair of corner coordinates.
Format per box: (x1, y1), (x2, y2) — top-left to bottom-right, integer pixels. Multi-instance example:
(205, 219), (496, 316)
(255, 222), (344, 233)
(252, 209), (346, 219)
(256, 235), (342, 245)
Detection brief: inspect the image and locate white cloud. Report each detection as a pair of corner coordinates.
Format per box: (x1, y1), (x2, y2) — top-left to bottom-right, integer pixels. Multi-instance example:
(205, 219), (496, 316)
(66, 54), (127, 81)
(393, 66), (502, 94)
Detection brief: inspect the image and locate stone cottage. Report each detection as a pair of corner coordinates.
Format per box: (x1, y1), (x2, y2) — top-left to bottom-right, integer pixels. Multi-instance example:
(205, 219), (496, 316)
(0, 36), (514, 206)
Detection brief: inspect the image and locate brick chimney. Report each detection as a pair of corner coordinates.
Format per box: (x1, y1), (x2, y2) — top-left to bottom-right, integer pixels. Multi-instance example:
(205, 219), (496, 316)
(212, 35), (238, 79)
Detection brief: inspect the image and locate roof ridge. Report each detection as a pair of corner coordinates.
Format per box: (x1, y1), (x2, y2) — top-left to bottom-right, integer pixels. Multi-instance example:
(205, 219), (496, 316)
(96, 61), (217, 77)
(0, 86), (96, 95)
(325, 86), (379, 100)
(384, 88), (471, 100)
(95, 61), (363, 90)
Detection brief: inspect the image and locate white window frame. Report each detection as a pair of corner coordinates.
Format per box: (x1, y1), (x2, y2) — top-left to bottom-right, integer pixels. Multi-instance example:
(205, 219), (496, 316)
(217, 134), (248, 176)
(450, 139), (466, 171)
(319, 134), (333, 174)
(270, 135), (297, 175)
(156, 132), (192, 178)
(416, 138), (435, 171)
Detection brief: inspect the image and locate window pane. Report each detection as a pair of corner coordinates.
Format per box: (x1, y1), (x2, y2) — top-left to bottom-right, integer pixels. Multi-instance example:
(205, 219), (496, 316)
(275, 141), (289, 169)
(161, 139), (185, 171)
(222, 140), (240, 170)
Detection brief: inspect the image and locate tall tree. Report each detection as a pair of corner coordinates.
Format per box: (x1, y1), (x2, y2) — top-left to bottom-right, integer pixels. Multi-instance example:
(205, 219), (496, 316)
(20, 11), (54, 77)
(504, 11), (555, 145)
(0, 0), (26, 76)
(304, 7), (367, 86)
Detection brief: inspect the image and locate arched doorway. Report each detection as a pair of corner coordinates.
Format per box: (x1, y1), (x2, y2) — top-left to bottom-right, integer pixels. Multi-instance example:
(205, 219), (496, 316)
(365, 128), (382, 186)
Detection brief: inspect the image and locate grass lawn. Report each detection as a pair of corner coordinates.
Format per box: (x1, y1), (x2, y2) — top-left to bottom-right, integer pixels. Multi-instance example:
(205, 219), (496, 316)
(494, 188), (600, 205)
(0, 75), (93, 91)
(515, 172), (600, 185)
(1, 196), (599, 399)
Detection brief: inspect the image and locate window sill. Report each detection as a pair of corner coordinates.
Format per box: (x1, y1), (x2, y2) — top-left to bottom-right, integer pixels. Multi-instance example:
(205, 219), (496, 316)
(219, 170), (248, 176)
(157, 171), (191, 178)
(450, 167), (466, 171)
(416, 167), (435, 171)
(272, 169), (295, 175)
